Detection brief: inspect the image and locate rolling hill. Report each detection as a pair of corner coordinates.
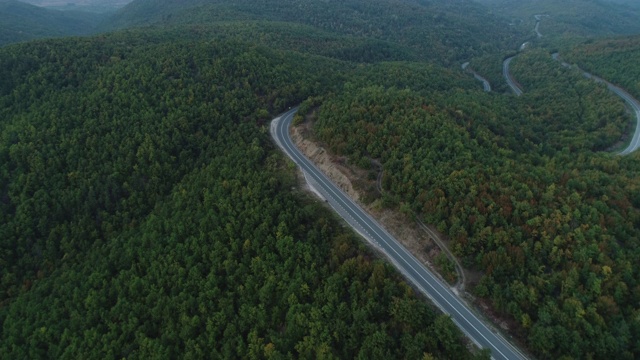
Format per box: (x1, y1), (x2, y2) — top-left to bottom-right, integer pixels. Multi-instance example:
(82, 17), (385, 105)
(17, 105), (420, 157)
(0, 0), (105, 46)
(101, 0), (526, 66)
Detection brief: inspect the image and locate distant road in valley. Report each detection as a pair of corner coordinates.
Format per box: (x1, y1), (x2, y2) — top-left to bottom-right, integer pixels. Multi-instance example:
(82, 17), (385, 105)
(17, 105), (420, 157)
(608, 83), (640, 155)
(506, 16), (640, 154)
(502, 14), (546, 96)
(552, 53), (640, 155)
(534, 14), (544, 38)
(502, 56), (523, 96)
(271, 109), (527, 360)
(462, 62), (492, 92)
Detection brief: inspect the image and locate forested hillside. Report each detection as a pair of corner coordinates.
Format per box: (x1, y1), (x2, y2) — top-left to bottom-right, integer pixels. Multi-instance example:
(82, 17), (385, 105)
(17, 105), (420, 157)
(102, 0), (525, 66)
(3, 0), (640, 358)
(307, 51), (640, 358)
(0, 0), (105, 46)
(564, 36), (640, 100)
(0, 24), (493, 359)
(142, 21), (421, 64)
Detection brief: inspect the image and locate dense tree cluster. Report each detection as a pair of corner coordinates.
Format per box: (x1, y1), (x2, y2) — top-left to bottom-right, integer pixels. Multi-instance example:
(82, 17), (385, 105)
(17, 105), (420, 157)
(0, 33), (342, 299)
(103, 0), (525, 66)
(134, 21), (419, 64)
(310, 64), (640, 358)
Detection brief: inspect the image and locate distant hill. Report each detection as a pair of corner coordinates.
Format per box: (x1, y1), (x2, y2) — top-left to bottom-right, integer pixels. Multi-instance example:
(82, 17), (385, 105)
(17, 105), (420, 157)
(0, 0), (106, 46)
(101, 0), (526, 66)
(19, 0), (132, 12)
(475, 0), (640, 37)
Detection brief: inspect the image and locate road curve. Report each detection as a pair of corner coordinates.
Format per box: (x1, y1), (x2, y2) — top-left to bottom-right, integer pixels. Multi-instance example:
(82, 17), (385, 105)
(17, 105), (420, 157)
(585, 74), (640, 155)
(551, 53), (640, 155)
(271, 109), (527, 360)
(615, 99), (640, 154)
(462, 62), (492, 92)
(503, 14), (546, 96)
(534, 15), (543, 38)
(503, 56), (524, 96)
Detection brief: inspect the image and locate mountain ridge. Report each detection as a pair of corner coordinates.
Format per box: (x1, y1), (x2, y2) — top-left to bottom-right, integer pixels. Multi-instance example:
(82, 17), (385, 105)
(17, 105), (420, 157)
(0, 0), (106, 45)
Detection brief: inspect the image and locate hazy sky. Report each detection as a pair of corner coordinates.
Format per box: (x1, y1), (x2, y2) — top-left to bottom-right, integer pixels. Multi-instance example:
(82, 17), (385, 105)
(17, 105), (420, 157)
(20, 0), (133, 7)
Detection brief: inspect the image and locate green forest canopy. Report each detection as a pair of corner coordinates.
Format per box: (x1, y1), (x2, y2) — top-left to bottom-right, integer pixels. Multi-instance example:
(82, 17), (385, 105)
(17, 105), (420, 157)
(1, 0), (640, 359)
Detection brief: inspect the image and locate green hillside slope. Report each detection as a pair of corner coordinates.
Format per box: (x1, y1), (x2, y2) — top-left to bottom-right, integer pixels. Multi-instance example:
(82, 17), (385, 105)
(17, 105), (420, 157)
(102, 0), (525, 65)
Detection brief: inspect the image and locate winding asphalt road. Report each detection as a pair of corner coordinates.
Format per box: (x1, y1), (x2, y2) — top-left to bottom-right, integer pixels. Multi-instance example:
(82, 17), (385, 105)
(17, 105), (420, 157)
(502, 14), (544, 96)
(534, 15), (544, 38)
(503, 56), (524, 96)
(462, 62), (492, 92)
(608, 83), (640, 155)
(271, 109), (527, 360)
